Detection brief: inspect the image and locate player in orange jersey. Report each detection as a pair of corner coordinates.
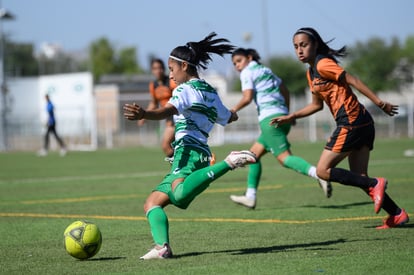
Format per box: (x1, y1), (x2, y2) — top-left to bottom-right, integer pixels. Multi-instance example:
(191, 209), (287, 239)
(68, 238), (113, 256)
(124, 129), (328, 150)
(273, 27), (408, 229)
(139, 58), (176, 162)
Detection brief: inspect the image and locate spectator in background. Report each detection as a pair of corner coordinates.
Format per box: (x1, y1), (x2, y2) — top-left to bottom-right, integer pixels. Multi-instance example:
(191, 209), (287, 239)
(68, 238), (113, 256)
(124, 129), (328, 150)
(38, 94), (67, 156)
(139, 58), (176, 163)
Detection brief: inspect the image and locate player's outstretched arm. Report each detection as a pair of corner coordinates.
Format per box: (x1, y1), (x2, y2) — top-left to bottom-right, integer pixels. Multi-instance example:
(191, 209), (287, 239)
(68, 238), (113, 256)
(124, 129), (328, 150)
(270, 93), (323, 126)
(345, 72), (398, 116)
(124, 103), (178, 121)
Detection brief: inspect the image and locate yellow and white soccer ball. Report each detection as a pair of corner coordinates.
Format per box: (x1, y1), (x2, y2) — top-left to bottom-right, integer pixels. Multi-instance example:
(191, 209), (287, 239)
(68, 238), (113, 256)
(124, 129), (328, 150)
(63, 220), (102, 260)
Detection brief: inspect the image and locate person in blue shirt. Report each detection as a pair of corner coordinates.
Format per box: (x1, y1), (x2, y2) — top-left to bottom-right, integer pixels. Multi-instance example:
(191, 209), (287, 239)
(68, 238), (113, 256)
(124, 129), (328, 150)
(38, 94), (66, 156)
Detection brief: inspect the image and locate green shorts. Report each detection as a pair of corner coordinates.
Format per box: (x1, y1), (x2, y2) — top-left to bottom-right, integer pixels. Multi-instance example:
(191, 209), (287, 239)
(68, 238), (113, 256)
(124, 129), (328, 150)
(154, 145), (210, 209)
(257, 114), (291, 156)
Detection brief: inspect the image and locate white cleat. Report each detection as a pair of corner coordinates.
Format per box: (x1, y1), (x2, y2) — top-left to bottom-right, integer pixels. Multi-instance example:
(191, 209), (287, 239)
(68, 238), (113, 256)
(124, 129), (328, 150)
(140, 243), (172, 260)
(224, 150), (256, 169)
(317, 178), (332, 198)
(230, 195), (256, 209)
(60, 149), (67, 157)
(37, 149), (48, 157)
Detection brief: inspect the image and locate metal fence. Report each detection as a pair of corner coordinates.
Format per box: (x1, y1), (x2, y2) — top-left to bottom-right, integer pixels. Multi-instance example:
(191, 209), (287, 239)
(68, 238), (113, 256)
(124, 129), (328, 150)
(3, 91), (413, 152)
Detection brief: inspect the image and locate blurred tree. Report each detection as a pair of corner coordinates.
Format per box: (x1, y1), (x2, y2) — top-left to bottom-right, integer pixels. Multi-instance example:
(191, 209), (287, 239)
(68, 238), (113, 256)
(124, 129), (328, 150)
(401, 35), (414, 63)
(114, 47), (143, 74)
(4, 41), (38, 76)
(90, 38), (116, 81)
(346, 37), (401, 91)
(38, 51), (85, 75)
(394, 35), (414, 88)
(268, 55), (307, 95)
(90, 38), (144, 81)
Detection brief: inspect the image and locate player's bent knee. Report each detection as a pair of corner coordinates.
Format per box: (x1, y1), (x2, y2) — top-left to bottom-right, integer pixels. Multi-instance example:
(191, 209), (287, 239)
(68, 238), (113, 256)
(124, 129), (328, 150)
(316, 167), (330, 181)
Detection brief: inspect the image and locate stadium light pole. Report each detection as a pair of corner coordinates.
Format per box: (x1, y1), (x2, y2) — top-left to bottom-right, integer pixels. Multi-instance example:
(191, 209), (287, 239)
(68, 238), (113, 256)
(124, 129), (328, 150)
(0, 7), (15, 151)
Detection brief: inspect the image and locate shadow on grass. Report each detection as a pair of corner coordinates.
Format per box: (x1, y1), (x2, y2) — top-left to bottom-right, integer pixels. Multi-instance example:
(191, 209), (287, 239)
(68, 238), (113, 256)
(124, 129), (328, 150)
(175, 238), (347, 258)
(365, 222), (414, 229)
(86, 256), (126, 261)
(303, 201), (371, 209)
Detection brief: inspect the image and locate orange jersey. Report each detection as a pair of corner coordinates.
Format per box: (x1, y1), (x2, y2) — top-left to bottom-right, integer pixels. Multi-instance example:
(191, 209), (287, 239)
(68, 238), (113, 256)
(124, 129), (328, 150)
(307, 55), (370, 126)
(149, 77), (176, 107)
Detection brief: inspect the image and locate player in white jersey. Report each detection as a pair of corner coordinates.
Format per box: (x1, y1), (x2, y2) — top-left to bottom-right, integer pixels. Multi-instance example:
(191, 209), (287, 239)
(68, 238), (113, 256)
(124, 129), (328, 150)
(123, 33), (257, 260)
(229, 48), (332, 209)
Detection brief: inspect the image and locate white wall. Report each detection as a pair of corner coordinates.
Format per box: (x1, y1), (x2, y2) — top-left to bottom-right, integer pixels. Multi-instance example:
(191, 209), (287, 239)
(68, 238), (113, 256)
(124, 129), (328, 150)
(7, 72), (96, 150)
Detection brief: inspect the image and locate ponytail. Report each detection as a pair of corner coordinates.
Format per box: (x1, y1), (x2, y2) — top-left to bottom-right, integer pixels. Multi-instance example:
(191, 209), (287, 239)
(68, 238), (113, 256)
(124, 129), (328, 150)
(169, 32), (235, 70)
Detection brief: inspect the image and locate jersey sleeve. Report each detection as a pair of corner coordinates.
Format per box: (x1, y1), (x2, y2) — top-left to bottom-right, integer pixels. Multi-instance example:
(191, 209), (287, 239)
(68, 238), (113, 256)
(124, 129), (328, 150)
(214, 99), (232, 126)
(240, 69), (254, 91)
(167, 85), (192, 114)
(316, 58), (345, 81)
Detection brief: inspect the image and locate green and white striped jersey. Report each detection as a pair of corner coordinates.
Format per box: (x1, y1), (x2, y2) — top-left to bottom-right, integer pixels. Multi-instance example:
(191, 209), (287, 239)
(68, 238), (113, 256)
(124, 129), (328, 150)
(168, 78), (231, 151)
(240, 61), (288, 121)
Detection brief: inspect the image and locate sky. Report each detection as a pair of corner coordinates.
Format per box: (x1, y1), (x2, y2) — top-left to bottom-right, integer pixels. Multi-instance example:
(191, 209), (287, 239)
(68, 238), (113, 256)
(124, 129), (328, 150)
(3, 0), (414, 74)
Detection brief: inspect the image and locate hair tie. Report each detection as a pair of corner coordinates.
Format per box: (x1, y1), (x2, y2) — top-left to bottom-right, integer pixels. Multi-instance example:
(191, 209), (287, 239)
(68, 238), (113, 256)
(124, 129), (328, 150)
(295, 29), (316, 39)
(169, 55), (197, 67)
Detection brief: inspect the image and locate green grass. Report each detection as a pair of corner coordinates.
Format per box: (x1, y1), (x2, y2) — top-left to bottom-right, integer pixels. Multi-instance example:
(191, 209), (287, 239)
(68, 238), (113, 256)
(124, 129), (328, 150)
(0, 139), (413, 274)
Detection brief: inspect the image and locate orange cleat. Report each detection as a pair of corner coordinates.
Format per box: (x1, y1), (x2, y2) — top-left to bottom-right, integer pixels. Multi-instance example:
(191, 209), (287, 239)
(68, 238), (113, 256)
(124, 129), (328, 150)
(376, 209), (409, 229)
(368, 178), (387, 214)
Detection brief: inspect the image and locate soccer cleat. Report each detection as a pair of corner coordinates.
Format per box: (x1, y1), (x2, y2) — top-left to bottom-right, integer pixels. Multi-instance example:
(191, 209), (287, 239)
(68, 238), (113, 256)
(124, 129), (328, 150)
(317, 178), (332, 198)
(229, 195), (256, 209)
(224, 150), (256, 169)
(368, 177), (387, 214)
(376, 209), (409, 229)
(37, 149), (48, 157)
(140, 243), (173, 260)
(60, 148), (67, 157)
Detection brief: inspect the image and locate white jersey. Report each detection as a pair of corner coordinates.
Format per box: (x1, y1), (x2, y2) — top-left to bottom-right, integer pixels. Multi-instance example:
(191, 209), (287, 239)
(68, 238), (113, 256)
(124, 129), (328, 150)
(168, 78), (231, 152)
(240, 61), (288, 121)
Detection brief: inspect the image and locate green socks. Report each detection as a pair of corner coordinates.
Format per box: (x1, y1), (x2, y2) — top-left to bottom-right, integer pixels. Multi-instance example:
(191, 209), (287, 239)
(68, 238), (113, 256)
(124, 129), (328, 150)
(173, 161), (230, 207)
(146, 206), (169, 246)
(146, 161), (232, 246)
(283, 155), (313, 176)
(247, 161), (262, 189)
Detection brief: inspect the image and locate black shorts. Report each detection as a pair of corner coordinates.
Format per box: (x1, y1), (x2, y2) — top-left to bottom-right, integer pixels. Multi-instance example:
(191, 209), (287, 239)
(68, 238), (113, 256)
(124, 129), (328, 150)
(325, 122), (375, 153)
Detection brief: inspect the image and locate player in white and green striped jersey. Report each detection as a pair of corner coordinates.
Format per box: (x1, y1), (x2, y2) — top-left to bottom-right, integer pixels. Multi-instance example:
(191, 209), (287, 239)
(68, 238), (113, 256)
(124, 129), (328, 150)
(123, 33), (256, 260)
(229, 48), (332, 210)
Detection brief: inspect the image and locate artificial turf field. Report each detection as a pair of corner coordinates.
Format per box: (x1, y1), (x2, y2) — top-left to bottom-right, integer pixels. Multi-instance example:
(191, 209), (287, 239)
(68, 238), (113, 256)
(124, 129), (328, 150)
(0, 138), (413, 274)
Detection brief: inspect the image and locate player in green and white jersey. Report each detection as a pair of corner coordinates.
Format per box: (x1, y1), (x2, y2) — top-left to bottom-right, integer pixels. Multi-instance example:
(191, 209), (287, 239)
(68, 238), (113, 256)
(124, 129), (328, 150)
(229, 48), (332, 209)
(123, 33), (256, 260)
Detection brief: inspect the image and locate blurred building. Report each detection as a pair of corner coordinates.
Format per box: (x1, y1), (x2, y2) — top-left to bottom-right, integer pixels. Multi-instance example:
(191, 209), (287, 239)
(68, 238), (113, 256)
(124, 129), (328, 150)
(4, 71), (413, 151)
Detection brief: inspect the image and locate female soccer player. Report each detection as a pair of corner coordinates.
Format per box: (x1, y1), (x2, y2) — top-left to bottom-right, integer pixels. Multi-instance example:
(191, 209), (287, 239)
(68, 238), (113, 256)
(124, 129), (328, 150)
(138, 58), (176, 162)
(229, 48), (332, 209)
(272, 27), (408, 229)
(123, 33), (256, 259)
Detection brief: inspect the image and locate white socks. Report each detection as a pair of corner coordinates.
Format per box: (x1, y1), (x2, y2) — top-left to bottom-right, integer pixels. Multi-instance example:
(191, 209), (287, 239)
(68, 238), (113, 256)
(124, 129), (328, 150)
(308, 166), (318, 179)
(245, 188), (257, 200)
